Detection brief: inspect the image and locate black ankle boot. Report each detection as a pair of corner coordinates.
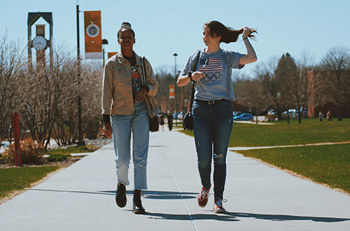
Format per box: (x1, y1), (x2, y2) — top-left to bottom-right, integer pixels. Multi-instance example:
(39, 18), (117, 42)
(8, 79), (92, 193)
(133, 189), (145, 214)
(115, 183), (127, 208)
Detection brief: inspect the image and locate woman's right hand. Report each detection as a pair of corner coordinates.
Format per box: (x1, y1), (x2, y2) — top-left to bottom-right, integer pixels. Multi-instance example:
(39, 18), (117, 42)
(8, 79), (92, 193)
(177, 71), (205, 87)
(192, 71), (205, 81)
(104, 123), (112, 138)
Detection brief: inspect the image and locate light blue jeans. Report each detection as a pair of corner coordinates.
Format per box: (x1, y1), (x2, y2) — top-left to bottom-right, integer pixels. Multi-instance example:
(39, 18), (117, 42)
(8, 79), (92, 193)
(111, 102), (149, 190)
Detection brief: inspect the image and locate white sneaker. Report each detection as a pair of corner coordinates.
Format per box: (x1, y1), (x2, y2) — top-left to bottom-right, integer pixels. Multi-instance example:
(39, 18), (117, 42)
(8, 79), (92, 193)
(213, 198), (226, 213)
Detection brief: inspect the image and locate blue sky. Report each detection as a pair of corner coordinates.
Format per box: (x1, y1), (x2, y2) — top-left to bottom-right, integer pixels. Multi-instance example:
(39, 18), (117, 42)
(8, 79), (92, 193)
(1, 0), (349, 77)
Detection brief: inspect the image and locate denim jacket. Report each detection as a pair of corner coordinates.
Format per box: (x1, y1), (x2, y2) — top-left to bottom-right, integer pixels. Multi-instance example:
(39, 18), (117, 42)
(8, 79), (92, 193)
(102, 52), (158, 115)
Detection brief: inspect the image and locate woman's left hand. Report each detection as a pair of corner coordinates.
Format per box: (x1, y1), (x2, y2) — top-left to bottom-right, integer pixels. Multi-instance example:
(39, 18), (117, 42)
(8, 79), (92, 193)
(242, 27), (251, 39)
(135, 88), (147, 102)
(239, 27), (258, 65)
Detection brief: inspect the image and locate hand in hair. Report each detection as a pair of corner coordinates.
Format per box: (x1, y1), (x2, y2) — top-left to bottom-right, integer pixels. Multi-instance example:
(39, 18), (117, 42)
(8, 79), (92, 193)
(239, 27), (258, 64)
(242, 27), (257, 39)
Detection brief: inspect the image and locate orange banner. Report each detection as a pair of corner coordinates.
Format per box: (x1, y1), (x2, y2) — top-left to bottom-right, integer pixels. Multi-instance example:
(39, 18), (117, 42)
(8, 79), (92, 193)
(169, 85), (175, 99)
(84, 11), (102, 59)
(107, 52), (118, 58)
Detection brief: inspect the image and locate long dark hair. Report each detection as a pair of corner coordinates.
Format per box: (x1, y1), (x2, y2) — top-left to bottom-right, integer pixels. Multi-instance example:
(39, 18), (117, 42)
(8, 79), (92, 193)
(204, 20), (256, 43)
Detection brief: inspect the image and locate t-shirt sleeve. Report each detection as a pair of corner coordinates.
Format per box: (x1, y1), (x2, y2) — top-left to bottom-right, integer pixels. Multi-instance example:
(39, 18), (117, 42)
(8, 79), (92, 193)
(179, 51), (199, 76)
(225, 51), (245, 69)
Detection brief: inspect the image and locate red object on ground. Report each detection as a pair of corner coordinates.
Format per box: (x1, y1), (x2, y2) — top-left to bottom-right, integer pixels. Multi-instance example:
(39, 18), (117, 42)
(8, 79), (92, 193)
(11, 112), (21, 166)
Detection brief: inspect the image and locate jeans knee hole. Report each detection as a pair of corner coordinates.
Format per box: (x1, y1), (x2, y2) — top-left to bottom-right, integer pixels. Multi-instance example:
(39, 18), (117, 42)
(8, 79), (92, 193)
(214, 153), (224, 159)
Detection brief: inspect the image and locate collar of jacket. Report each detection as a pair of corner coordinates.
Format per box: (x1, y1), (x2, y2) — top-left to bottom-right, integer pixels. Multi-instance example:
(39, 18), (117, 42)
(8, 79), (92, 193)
(116, 51), (142, 66)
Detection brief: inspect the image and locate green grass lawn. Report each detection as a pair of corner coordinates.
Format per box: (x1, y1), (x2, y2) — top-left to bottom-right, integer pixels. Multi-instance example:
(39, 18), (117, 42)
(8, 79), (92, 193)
(231, 118), (350, 147)
(179, 118), (350, 193)
(0, 166), (59, 198)
(237, 144), (350, 193)
(181, 118), (350, 147)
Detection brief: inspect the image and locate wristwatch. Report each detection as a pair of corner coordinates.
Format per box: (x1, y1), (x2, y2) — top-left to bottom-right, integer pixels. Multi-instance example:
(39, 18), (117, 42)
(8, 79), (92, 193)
(188, 71), (193, 81)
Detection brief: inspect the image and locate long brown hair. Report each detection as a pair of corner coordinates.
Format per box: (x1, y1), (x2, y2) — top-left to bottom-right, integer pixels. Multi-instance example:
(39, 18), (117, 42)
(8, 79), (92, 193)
(204, 21), (256, 43)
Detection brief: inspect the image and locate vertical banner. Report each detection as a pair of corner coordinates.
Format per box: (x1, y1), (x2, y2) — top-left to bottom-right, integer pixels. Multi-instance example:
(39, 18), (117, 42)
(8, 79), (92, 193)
(84, 11), (102, 59)
(169, 85), (175, 99)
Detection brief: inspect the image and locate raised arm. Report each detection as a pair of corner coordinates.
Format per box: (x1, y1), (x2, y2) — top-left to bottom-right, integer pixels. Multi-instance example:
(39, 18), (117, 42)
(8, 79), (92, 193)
(239, 27), (257, 65)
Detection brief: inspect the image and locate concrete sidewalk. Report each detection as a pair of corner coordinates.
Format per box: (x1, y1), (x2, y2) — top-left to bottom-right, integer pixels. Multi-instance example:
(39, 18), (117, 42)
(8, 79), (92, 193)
(0, 130), (349, 231)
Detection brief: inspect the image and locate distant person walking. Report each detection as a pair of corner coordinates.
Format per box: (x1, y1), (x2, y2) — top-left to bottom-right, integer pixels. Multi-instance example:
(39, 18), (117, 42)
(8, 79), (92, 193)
(159, 114), (165, 131)
(102, 22), (158, 214)
(318, 111), (324, 122)
(167, 113), (173, 131)
(327, 110), (333, 121)
(177, 21), (257, 213)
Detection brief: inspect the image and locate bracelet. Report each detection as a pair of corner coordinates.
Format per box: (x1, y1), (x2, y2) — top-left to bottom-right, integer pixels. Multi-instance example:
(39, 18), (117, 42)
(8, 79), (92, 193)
(243, 37), (248, 40)
(188, 71), (194, 81)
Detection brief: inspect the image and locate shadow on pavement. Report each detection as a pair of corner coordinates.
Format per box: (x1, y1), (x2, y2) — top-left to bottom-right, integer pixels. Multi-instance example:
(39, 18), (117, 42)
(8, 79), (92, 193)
(103, 190), (197, 200)
(30, 189), (350, 223)
(31, 188), (113, 196)
(232, 212), (350, 222)
(31, 189), (196, 200)
(146, 211), (350, 223)
(143, 190), (197, 200)
(146, 212), (239, 222)
(149, 145), (169, 148)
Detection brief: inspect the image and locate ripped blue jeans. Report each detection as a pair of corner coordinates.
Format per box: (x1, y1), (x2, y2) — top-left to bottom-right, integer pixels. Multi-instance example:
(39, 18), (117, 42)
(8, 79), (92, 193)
(192, 99), (233, 200)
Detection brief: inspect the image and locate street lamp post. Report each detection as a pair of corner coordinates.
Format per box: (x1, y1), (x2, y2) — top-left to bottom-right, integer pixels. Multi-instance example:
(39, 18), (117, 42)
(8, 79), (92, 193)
(173, 53), (178, 126)
(102, 39), (108, 67)
(76, 3), (84, 146)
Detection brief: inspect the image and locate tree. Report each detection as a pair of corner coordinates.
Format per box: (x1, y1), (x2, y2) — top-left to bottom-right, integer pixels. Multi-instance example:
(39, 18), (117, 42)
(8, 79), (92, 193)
(17, 66), (61, 149)
(154, 69), (194, 115)
(237, 79), (271, 124)
(154, 71), (175, 113)
(319, 46), (350, 121)
(0, 36), (24, 143)
(290, 55), (310, 124)
(52, 50), (80, 145)
(275, 53), (303, 124)
(81, 64), (103, 139)
(256, 58), (281, 118)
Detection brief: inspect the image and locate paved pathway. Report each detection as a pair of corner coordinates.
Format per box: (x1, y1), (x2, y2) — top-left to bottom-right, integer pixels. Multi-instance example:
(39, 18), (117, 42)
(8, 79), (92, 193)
(0, 130), (349, 231)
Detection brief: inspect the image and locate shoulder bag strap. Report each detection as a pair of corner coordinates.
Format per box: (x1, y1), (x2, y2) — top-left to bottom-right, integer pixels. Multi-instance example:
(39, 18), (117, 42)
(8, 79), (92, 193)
(189, 51), (201, 109)
(141, 57), (147, 85)
(141, 57), (157, 117)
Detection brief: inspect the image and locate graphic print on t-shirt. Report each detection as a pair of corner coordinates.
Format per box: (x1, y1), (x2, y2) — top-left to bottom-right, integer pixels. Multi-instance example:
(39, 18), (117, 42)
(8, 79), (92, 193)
(199, 58), (222, 83)
(131, 66), (142, 99)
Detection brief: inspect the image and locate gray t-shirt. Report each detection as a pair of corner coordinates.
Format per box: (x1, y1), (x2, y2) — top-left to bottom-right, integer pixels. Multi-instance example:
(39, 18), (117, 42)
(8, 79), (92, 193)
(180, 49), (244, 100)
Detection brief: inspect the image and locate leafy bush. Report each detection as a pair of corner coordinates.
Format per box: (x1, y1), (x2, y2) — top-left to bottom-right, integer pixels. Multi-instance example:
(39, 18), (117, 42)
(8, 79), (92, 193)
(4, 138), (45, 165)
(47, 154), (66, 162)
(46, 145), (94, 156)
